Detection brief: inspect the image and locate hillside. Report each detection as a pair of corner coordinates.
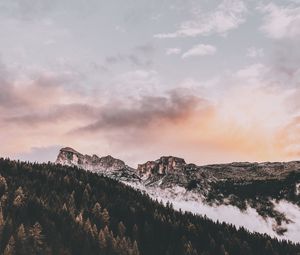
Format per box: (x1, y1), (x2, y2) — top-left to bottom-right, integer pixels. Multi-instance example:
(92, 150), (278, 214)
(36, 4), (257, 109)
(0, 158), (299, 255)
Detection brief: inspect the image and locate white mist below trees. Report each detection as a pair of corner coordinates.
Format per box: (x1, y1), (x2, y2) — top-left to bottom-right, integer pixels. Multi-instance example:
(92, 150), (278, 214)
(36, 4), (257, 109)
(133, 184), (300, 243)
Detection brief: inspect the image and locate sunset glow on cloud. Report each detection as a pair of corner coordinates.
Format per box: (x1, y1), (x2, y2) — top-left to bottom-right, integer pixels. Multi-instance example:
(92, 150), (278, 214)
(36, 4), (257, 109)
(0, 0), (300, 166)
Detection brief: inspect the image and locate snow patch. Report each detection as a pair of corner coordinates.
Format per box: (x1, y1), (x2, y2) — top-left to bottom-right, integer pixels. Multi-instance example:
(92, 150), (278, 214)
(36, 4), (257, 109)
(296, 183), (300, 196)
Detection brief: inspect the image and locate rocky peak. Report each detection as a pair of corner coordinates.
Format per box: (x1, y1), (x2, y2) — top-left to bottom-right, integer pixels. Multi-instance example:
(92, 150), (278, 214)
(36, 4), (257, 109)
(137, 156), (186, 178)
(56, 147), (126, 172)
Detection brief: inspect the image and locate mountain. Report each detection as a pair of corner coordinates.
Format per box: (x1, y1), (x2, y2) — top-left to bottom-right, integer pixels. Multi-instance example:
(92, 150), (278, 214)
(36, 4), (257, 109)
(1, 157), (300, 255)
(56, 147), (140, 182)
(55, 148), (300, 242)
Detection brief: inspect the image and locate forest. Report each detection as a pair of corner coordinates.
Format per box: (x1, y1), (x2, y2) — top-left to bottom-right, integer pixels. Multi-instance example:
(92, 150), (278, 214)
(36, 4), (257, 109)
(0, 158), (299, 255)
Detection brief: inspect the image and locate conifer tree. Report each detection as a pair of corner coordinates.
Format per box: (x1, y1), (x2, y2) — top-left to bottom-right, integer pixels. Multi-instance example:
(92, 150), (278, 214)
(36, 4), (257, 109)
(132, 240), (140, 255)
(84, 218), (93, 235)
(68, 191), (76, 216)
(132, 224), (139, 242)
(4, 236), (15, 255)
(82, 188), (90, 209)
(13, 187), (25, 208)
(92, 202), (101, 220)
(16, 224), (26, 245)
(29, 222), (44, 254)
(98, 230), (107, 250)
(0, 175), (8, 197)
(92, 224), (98, 239)
(75, 212), (83, 225)
(0, 206), (4, 240)
(118, 221), (126, 237)
(101, 208), (110, 226)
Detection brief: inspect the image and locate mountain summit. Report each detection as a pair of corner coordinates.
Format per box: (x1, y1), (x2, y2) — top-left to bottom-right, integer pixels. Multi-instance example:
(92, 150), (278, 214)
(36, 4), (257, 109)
(56, 147), (126, 171)
(56, 147), (140, 182)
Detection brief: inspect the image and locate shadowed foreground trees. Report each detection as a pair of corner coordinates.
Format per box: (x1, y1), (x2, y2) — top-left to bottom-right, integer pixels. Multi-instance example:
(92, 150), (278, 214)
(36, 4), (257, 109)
(0, 158), (299, 255)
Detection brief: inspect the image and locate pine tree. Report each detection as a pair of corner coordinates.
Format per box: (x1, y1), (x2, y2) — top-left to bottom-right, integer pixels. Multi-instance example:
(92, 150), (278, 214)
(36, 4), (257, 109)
(184, 241), (198, 255)
(84, 218), (93, 235)
(29, 222), (44, 254)
(92, 224), (98, 239)
(132, 240), (140, 255)
(92, 202), (101, 219)
(68, 191), (76, 216)
(118, 221), (126, 237)
(75, 212), (83, 226)
(101, 208), (110, 226)
(4, 236), (16, 255)
(0, 175), (8, 197)
(16, 224), (27, 255)
(0, 206), (4, 240)
(98, 230), (107, 250)
(62, 203), (68, 212)
(265, 240), (275, 255)
(82, 188), (90, 209)
(132, 224), (139, 242)
(13, 187), (26, 208)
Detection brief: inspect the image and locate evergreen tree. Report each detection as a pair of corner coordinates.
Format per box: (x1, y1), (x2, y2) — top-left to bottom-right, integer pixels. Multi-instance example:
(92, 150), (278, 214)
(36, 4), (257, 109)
(4, 236), (15, 255)
(0, 175), (8, 197)
(101, 208), (110, 226)
(0, 206), (4, 240)
(68, 191), (76, 216)
(29, 222), (44, 254)
(75, 212), (83, 226)
(98, 229), (107, 250)
(13, 187), (25, 208)
(118, 221), (126, 237)
(92, 202), (101, 220)
(16, 224), (27, 246)
(82, 186), (90, 209)
(132, 240), (140, 255)
(84, 218), (93, 235)
(132, 224), (139, 242)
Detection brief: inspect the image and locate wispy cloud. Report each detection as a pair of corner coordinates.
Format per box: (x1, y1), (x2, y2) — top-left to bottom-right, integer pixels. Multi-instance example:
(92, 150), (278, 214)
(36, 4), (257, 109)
(166, 48), (181, 55)
(155, 0), (247, 38)
(182, 44), (216, 59)
(246, 47), (264, 58)
(258, 3), (300, 39)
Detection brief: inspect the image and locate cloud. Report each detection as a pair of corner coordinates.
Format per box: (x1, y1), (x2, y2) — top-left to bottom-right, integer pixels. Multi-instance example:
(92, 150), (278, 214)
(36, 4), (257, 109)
(259, 3), (300, 39)
(155, 0), (247, 38)
(15, 145), (62, 163)
(182, 44), (216, 59)
(72, 91), (209, 133)
(246, 47), (264, 58)
(166, 48), (181, 55)
(5, 104), (100, 126)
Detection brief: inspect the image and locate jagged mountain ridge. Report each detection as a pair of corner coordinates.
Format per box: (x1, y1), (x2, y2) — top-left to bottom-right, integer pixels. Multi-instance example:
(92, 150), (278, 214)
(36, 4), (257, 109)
(56, 147), (140, 182)
(56, 147), (300, 185)
(55, 147), (300, 242)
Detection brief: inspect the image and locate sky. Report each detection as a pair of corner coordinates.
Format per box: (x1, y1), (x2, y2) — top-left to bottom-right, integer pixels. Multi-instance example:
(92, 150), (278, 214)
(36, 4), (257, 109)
(0, 0), (300, 167)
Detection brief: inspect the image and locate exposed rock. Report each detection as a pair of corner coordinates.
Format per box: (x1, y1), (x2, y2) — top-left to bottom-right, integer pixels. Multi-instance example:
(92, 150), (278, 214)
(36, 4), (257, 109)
(137, 156), (186, 179)
(56, 147), (140, 182)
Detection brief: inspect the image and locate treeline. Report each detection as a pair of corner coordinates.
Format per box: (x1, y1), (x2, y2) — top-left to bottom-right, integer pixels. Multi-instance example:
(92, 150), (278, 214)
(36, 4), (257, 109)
(0, 158), (299, 255)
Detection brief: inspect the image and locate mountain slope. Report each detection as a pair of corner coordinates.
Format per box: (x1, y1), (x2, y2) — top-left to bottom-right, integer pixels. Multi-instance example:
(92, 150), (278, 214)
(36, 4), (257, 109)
(55, 148), (300, 242)
(1, 158), (300, 255)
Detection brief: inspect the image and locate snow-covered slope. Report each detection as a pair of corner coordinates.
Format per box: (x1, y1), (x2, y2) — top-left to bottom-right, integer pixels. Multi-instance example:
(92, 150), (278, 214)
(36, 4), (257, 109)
(55, 147), (300, 242)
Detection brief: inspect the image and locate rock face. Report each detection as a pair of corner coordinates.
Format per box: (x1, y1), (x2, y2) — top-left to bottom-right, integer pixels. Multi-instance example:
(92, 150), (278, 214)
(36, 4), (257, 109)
(137, 156), (186, 179)
(56, 147), (140, 182)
